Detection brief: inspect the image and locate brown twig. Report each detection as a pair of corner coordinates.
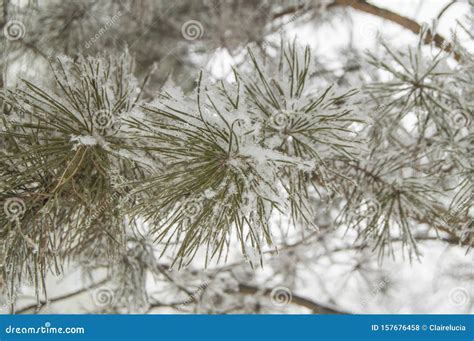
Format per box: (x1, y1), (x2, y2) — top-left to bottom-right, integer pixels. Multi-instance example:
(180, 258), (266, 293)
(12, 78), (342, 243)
(237, 283), (349, 314)
(332, 0), (461, 61)
(274, 0), (462, 61)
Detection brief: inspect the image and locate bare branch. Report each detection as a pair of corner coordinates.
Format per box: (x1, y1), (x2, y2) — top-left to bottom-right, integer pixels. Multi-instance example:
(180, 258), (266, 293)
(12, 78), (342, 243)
(237, 284), (350, 314)
(15, 277), (108, 314)
(332, 0), (461, 61)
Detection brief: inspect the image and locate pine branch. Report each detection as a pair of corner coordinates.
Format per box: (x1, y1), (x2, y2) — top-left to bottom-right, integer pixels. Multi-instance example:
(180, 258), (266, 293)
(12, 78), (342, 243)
(126, 43), (362, 267)
(332, 0), (462, 61)
(0, 51), (149, 299)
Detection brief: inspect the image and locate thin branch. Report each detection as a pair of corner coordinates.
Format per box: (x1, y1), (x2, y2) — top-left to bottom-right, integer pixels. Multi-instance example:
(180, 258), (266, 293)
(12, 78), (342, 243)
(272, 4), (306, 20)
(437, 0), (457, 21)
(237, 284), (350, 314)
(332, 0), (461, 61)
(15, 277), (109, 314)
(270, 1), (461, 60)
